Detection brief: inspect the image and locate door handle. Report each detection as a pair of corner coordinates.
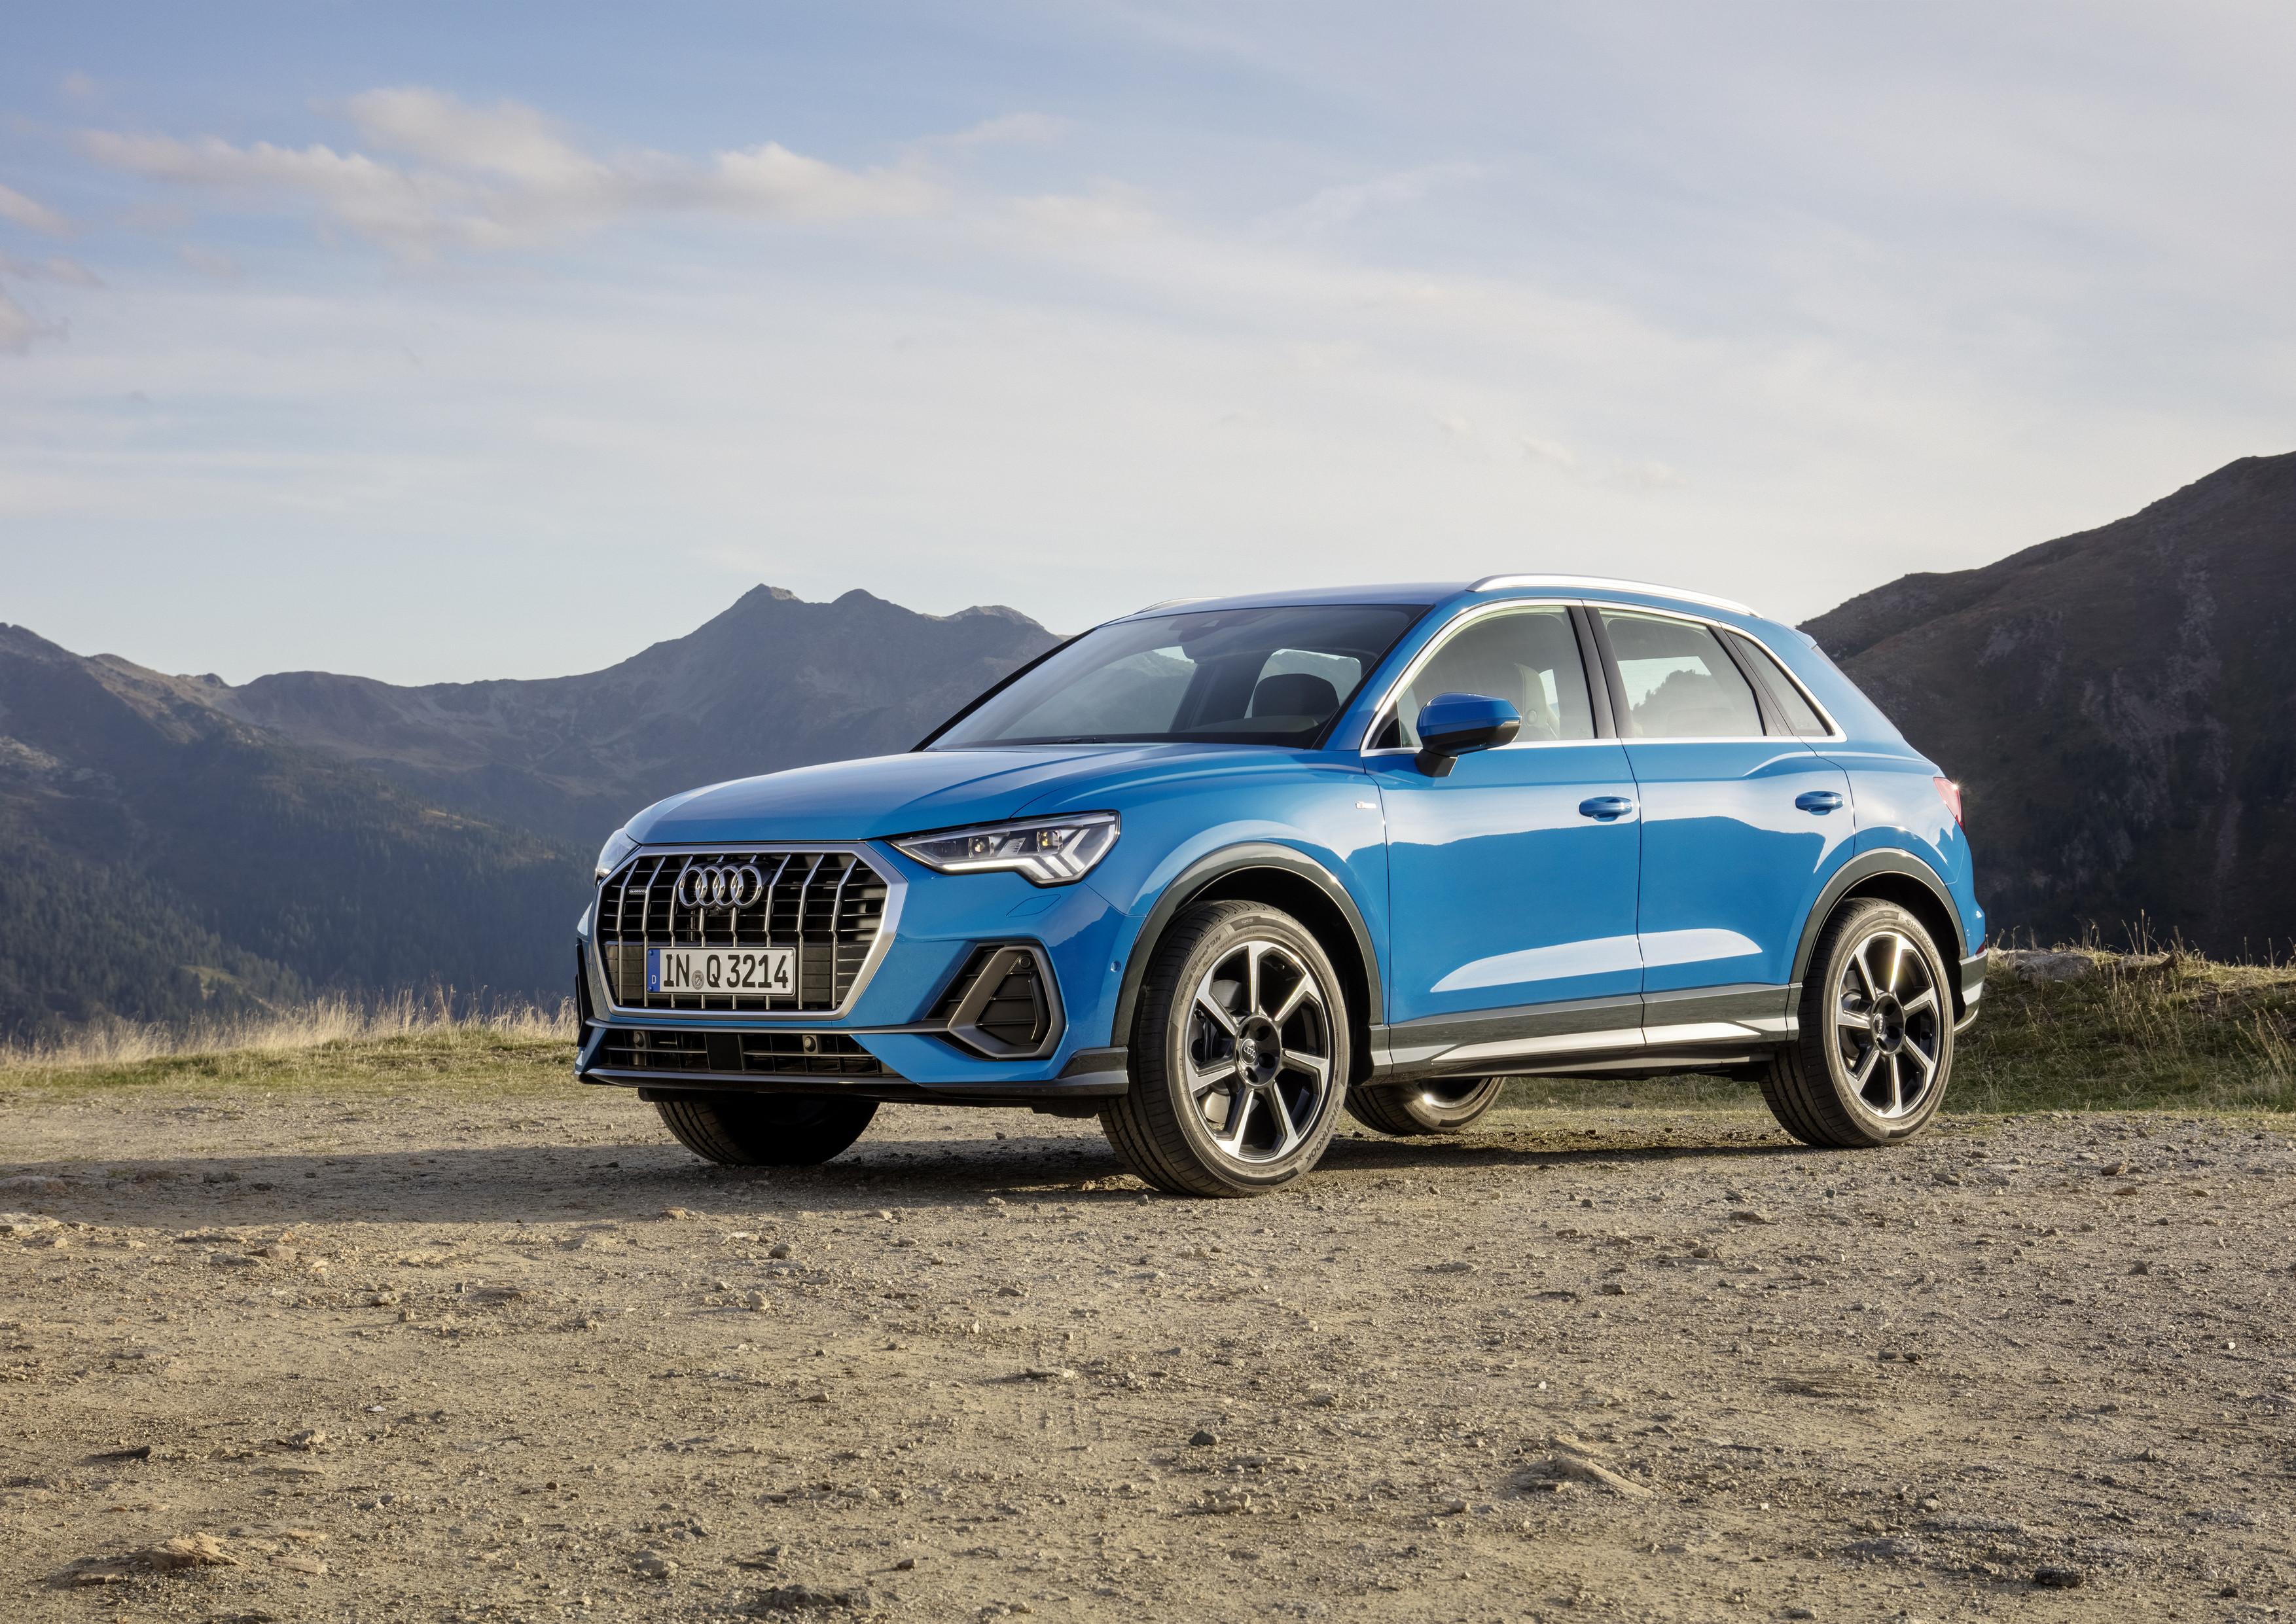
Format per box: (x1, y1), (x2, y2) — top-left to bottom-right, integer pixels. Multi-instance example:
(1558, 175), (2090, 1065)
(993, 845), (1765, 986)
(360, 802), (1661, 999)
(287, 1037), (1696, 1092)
(1795, 789), (1845, 813)
(1578, 795), (1636, 821)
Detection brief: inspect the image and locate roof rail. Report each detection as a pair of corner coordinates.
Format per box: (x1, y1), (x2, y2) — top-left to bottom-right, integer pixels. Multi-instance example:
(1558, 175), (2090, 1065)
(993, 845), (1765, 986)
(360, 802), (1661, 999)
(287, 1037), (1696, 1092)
(1467, 574), (1757, 617)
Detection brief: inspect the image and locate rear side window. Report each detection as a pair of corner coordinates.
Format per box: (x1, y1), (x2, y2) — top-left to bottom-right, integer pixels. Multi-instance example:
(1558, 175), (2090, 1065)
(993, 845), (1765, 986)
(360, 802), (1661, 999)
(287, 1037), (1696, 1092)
(1599, 610), (1763, 739)
(1727, 632), (1831, 737)
(1384, 605), (1596, 748)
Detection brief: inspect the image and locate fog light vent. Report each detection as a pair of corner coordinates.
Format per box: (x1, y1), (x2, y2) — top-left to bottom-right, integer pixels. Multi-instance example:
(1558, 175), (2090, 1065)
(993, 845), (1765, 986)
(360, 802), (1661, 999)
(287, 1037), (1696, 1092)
(932, 944), (1062, 1060)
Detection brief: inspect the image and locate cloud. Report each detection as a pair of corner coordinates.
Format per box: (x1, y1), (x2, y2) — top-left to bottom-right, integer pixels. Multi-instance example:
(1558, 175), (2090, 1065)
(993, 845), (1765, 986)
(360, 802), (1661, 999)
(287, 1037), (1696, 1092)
(177, 244), (240, 278)
(0, 182), (71, 236)
(81, 88), (943, 254)
(1268, 162), (1482, 236)
(0, 251), (102, 287)
(0, 285), (63, 354)
(939, 113), (1069, 149)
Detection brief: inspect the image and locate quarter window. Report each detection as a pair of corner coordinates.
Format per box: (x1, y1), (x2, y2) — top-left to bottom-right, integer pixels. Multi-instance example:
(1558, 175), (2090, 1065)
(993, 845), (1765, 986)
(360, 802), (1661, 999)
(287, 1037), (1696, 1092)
(1384, 606), (1596, 748)
(1599, 611), (1763, 739)
(1727, 632), (1831, 737)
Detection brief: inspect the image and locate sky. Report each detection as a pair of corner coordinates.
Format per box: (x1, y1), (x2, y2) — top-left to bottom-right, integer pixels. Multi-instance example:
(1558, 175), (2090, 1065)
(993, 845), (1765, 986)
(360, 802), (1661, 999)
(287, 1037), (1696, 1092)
(3, 1), (2293, 685)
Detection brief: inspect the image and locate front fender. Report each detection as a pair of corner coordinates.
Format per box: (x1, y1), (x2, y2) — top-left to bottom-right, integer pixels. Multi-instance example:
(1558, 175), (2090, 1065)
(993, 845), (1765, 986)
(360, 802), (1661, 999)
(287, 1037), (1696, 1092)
(1073, 772), (1388, 1047)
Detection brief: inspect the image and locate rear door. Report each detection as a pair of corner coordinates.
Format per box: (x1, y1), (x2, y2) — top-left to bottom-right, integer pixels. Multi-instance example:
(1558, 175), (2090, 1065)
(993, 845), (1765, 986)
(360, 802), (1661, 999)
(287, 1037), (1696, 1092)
(1589, 607), (1855, 1043)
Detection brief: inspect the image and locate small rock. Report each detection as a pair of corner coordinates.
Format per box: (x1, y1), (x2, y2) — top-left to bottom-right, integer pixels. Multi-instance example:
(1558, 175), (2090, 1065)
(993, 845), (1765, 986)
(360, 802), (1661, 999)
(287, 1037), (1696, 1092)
(1020, 1367), (1077, 1382)
(662, 1207), (699, 1221)
(768, 1242), (793, 1259)
(283, 1429), (327, 1451)
(1189, 1429), (1218, 1447)
(751, 1581), (873, 1612)
(633, 1549), (676, 1580)
(742, 1291), (772, 1312)
(1728, 1209), (1774, 1225)
(1842, 1536), (1923, 1560)
(2032, 1566), (2085, 1589)
(1997, 948), (2096, 983)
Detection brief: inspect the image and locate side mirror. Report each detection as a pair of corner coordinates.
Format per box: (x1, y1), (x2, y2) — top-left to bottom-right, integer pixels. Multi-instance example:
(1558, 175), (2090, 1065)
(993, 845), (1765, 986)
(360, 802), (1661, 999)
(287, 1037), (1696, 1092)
(1414, 692), (1521, 777)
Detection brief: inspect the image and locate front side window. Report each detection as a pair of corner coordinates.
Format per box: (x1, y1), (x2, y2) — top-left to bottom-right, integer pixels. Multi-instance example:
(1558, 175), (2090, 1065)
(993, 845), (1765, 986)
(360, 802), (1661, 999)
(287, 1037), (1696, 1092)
(1383, 605), (1596, 748)
(1600, 610), (1763, 739)
(929, 604), (1423, 749)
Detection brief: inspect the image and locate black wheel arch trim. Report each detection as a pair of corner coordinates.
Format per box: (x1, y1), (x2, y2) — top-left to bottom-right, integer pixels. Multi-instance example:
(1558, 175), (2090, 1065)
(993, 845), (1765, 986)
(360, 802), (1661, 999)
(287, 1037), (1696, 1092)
(1108, 843), (1384, 1045)
(1792, 849), (1971, 1003)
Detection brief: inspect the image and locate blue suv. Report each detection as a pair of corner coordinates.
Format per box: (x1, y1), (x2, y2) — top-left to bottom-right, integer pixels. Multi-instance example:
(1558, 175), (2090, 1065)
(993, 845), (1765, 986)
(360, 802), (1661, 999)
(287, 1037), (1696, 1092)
(575, 577), (1984, 1197)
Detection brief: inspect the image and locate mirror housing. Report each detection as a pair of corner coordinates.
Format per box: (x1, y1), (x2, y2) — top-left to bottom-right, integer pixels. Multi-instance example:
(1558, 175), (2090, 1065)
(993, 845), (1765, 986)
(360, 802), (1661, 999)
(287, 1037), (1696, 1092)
(1412, 692), (1521, 777)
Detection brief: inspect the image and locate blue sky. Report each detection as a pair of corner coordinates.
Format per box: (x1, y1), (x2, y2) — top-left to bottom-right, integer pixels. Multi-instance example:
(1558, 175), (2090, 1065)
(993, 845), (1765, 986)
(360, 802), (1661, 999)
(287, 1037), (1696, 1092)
(4, 2), (2292, 683)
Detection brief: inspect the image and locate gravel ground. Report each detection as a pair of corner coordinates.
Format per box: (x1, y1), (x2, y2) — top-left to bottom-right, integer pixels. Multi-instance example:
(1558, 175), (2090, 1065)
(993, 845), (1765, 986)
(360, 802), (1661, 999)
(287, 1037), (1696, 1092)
(3, 1084), (2293, 1622)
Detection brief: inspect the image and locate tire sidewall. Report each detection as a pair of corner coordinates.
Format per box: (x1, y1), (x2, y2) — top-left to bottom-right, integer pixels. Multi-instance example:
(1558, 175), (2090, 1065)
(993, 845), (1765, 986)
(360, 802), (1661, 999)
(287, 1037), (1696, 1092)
(1812, 903), (1954, 1142)
(1145, 905), (1350, 1193)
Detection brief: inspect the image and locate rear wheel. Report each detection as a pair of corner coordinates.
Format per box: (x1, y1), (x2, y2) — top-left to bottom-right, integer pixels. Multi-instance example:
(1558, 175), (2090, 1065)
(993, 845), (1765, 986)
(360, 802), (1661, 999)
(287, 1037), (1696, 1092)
(1761, 899), (1952, 1147)
(1348, 1075), (1505, 1136)
(653, 1093), (879, 1166)
(1100, 900), (1350, 1197)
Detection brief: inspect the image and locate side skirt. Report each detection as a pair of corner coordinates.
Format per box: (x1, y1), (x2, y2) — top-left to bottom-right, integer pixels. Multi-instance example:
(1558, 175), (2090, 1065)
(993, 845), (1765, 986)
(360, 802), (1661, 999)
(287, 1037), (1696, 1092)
(1368, 984), (1794, 1084)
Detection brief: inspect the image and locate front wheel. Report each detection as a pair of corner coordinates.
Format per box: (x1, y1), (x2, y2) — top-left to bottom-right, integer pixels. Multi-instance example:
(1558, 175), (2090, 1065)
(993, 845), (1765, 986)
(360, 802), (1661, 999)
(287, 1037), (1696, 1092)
(1348, 1076), (1505, 1136)
(1761, 899), (1954, 1147)
(1100, 900), (1350, 1197)
(654, 1093), (878, 1166)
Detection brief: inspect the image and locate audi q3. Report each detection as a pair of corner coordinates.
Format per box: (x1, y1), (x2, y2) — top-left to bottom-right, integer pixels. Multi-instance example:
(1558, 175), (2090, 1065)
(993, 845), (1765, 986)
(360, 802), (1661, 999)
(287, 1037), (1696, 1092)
(575, 577), (1984, 1197)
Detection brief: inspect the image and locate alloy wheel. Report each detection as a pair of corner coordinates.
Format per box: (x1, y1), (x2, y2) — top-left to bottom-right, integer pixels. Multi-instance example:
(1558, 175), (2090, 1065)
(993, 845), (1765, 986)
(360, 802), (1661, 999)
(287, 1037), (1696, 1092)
(1832, 928), (1943, 1119)
(1183, 939), (1335, 1164)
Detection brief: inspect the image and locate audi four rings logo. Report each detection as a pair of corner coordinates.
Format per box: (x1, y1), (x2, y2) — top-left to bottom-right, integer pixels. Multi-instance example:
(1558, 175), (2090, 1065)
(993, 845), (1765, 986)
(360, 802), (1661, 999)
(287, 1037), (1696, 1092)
(676, 863), (766, 910)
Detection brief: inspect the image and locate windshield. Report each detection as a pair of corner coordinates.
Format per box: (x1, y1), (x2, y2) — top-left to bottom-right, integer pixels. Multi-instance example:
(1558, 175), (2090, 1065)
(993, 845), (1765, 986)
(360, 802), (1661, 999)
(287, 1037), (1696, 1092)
(929, 604), (1426, 749)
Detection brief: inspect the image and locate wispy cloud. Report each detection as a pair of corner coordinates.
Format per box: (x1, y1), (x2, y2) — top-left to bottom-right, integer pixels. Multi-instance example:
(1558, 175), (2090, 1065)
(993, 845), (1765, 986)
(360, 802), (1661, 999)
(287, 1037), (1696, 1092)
(81, 87), (944, 255)
(0, 251), (101, 287)
(0, 182), (71, 237)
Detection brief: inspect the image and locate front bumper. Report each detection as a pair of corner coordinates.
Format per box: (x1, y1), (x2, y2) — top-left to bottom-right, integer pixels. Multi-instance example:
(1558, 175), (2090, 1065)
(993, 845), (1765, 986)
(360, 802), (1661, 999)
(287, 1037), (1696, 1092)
(574, 850), (1134, 1101)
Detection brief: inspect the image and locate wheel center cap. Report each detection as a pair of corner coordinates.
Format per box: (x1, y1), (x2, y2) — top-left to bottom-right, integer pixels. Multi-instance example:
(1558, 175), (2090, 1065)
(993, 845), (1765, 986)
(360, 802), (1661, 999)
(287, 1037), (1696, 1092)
(1236, 1016), (1283, 1083)
(1868, 994), (1907, 1053)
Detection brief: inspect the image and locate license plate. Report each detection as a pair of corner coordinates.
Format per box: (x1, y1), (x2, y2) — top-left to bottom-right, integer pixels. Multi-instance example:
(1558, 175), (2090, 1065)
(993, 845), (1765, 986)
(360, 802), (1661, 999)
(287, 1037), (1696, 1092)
(646, 947), (795, 996)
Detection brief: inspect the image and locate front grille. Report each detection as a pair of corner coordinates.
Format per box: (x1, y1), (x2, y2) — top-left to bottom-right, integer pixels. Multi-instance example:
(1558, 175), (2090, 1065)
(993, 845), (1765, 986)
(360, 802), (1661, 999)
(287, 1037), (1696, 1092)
(596, 849), (891, 1013)
(597, 1028), (888, 1077)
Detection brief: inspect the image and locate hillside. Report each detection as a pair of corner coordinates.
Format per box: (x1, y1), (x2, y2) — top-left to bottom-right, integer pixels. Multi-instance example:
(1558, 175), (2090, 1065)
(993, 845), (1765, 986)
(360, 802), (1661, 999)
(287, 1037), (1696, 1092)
(0, 588), (1057, 1039)
(1804, 450), (2296, 955)
(217, 587), (1062, 848)
(0, 624), (586, 1041)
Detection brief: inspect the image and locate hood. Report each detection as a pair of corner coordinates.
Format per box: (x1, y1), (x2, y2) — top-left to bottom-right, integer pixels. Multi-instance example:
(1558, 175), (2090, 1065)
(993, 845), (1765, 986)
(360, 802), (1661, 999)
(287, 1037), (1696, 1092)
(627, 744), (1309, 844)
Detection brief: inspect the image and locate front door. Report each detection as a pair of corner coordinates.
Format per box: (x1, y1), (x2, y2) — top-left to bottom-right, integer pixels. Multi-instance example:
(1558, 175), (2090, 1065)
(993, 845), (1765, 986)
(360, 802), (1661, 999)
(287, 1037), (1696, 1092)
(1369, 604), (1643, 1059)
(1592, 607), (1856, 1041)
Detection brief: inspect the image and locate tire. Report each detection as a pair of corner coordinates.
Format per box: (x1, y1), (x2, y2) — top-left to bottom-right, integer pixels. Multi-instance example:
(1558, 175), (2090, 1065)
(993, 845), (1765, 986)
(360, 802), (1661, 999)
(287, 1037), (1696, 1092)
(1100, 900), (1350, 1197)
(1348, 1075), (1506, 1136)
(1761, 899), (1954, 1148)
(653, 1093), (879, 1166)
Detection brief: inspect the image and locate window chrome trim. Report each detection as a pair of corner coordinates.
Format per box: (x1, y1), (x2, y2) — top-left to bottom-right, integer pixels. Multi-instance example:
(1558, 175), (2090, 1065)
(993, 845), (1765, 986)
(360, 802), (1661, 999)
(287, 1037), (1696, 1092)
(590, 842), (906, 1024)
(1357, 596), (1845, 753)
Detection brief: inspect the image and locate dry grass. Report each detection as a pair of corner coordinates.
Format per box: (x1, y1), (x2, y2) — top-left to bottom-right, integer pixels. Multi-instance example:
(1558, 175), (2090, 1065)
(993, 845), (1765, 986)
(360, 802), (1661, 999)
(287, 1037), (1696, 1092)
(0, 992), (575, 1101)
(7, 948), (2295, 1116)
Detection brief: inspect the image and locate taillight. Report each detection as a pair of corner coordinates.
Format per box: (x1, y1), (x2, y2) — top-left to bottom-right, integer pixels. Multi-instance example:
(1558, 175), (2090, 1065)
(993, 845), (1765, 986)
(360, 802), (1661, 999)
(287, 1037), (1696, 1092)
(1933, 777), (1964, 827)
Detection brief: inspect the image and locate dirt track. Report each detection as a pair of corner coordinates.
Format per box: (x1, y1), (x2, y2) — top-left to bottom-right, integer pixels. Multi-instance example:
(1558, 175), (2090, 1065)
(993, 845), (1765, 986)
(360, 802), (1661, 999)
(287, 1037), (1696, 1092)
(3, 1085), (2294, 1621)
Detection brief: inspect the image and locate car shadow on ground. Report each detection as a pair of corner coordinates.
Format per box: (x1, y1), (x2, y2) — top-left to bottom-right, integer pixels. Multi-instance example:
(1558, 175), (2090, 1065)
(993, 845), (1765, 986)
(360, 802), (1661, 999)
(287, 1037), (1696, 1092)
(6, 1121), (1813, 1229)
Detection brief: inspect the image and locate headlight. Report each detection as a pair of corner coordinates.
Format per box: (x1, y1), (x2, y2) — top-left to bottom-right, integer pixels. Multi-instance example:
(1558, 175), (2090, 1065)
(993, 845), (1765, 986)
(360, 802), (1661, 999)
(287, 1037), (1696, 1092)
(893, 812), (1119, 886)
(594, 827), (639, 880)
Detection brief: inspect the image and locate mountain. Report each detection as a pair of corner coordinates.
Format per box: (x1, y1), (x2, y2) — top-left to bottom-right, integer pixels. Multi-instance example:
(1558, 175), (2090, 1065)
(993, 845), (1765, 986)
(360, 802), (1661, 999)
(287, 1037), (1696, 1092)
(0, 588), (1058, 1041)
(217, 587), (1062, 850)
(0, 625), (584, 1041)
(1804, 450), (2296, 955)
